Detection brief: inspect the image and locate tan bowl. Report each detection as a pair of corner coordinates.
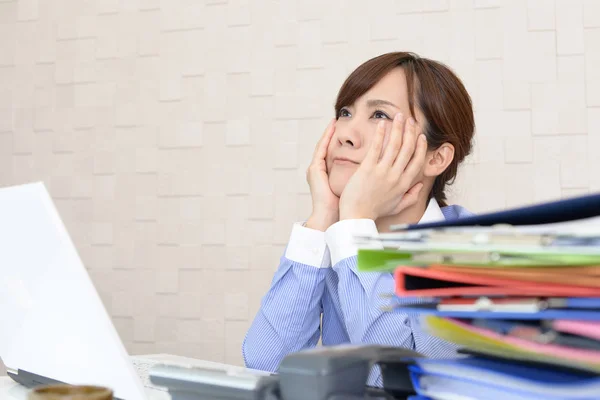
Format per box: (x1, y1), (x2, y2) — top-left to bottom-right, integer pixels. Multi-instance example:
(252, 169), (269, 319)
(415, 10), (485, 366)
(29, 384), (113, 400)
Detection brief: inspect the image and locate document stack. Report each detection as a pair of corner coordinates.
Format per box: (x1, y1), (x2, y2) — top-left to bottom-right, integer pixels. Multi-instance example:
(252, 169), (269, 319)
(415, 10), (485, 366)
(356, 193), (600, 400)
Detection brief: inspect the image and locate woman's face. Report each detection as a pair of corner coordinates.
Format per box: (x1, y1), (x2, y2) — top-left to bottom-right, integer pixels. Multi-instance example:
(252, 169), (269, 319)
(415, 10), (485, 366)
(326, 68), (426, 197)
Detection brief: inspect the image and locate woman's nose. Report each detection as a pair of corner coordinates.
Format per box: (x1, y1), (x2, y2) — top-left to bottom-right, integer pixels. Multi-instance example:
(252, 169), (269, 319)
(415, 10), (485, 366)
(340, 137), (355, 146)
(336, 124), (362, 148)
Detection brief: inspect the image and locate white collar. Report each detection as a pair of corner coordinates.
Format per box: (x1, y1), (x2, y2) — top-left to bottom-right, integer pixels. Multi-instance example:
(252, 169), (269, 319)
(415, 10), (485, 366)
(418, 198), (445, 224)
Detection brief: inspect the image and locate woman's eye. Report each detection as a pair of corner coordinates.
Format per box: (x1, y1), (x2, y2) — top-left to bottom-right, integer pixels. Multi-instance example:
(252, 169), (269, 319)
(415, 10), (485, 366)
(373, 111), (390, 119)
(338, 108), (351, 118)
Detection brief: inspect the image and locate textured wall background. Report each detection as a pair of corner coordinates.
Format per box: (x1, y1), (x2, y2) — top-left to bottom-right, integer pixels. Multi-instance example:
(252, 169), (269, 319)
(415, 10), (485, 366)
(0, 0), (599, 372)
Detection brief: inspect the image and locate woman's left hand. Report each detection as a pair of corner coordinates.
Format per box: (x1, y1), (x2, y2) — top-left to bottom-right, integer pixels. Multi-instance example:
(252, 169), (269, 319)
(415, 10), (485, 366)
(339, 113), (427, 221)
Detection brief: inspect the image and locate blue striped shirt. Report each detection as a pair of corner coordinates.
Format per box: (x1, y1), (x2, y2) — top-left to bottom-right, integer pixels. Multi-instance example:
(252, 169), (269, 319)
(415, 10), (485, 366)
(242, 201), (472, 385)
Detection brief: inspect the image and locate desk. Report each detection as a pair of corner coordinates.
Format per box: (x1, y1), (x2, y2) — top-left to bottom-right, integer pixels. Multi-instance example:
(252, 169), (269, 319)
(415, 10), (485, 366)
(0, 376), (169, 400)
(0, 354), (252, 400)
(0, 376), (29, 400)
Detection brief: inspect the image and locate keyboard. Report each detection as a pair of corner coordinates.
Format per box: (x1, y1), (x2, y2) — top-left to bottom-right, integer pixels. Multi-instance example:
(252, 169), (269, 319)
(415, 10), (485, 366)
(130, 356), (167, 390)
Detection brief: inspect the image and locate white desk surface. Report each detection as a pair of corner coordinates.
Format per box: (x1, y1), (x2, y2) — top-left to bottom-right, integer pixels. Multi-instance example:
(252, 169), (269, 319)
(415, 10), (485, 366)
(0, 376), (170, 400)
(0, 353), (239, 400)
(0, 376), (29, 400)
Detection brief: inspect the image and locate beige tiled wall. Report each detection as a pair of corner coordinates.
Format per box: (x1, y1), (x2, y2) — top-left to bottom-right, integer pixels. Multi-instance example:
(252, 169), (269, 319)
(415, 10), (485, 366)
(0, 0), (599, 371)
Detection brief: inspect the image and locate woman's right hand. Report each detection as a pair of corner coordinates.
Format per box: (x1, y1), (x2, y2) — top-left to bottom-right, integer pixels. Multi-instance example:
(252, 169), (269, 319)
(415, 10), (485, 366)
(305, 118), (339, 231)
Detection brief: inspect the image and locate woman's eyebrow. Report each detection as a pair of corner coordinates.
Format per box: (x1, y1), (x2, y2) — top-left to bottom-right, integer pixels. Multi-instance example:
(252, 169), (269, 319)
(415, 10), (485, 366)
(366, 99), (401, 109)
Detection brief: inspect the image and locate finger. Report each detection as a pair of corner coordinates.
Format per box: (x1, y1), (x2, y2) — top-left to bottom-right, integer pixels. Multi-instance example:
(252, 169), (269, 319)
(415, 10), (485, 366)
(400, 133), (428, 181)
(391, 117), (418, 174)
(379, 113), (404, 168)
(394, 182), (424, 214)
(313, 118), (336, 161)
(363, 120), (386, 166)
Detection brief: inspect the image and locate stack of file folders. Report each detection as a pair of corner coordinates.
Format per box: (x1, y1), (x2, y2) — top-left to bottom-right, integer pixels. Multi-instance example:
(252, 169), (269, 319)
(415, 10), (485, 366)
(357, 193), (600, 400)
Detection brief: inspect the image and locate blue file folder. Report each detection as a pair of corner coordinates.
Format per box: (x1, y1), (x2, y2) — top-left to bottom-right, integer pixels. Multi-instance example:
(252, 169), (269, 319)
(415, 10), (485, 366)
(403, 193), (600, 231)
(408, 357), (600, 400)
(392, 306), (600, 321)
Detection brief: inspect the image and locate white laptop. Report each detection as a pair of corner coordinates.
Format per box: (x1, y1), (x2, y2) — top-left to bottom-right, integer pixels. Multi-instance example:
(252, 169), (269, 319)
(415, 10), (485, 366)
(0, 182), (267, 400)
(0, 182), (150, 399)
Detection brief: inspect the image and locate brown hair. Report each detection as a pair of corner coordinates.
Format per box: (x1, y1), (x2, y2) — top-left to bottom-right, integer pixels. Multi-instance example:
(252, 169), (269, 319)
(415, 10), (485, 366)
(334, 52), (475, 207)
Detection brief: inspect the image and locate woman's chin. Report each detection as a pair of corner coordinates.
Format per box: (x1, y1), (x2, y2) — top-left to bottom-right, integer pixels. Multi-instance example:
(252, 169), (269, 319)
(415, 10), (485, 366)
(328, 179), (346, 198)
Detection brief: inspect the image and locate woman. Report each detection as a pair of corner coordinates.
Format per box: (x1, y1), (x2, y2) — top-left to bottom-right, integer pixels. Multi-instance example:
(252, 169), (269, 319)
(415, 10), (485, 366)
(242, 52), (475, 382)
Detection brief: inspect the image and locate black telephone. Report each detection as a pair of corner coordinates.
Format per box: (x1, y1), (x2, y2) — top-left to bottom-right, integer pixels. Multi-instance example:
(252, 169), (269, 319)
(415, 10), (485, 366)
(149, 344), (422, 400)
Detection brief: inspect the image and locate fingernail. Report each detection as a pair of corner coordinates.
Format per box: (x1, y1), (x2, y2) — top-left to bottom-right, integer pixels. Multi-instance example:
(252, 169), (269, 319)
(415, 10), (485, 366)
(420, 134), (426, 141)
(409, 118), (415, 126)
(394, 113), (403, 122)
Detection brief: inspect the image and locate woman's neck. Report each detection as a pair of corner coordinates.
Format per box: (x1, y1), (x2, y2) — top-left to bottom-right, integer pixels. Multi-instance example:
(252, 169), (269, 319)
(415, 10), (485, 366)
(375, 197), (430, 233)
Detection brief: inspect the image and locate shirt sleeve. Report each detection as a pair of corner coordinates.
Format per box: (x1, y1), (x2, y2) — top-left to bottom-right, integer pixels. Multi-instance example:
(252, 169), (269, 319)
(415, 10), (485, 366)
(242, 223), (330, 372)
(284, 222), (331, 268)
(324, 219), (383, 266)
(324, 219), (459, 385)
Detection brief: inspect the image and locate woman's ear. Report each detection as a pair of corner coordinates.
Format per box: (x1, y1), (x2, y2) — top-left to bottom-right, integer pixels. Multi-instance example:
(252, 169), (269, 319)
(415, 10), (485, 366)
(424, 143), (455, 178)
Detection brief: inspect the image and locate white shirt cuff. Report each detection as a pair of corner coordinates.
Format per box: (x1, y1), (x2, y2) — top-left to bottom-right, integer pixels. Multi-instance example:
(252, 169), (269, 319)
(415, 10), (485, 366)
(284, 222), (331, 268)
(324, 219), (383, 266)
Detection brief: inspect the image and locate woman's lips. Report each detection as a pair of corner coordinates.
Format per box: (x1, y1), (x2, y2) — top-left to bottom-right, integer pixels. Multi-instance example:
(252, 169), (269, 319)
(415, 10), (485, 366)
(332, 158), (359, 165)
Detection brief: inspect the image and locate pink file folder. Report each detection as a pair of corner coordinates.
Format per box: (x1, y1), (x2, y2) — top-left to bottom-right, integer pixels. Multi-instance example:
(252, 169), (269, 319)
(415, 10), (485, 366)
(394, 267), (600, 298)
(553, 320), (600, 341)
